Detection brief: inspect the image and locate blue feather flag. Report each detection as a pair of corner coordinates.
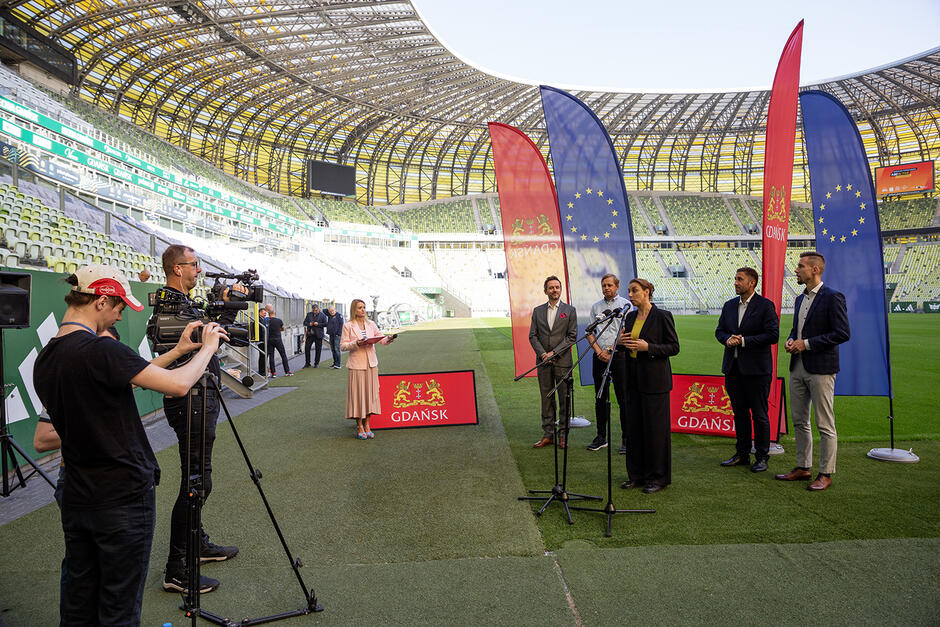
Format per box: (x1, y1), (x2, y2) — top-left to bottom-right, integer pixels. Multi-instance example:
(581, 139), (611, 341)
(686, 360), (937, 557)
(540, 86), (638, 385)
(800, 89), (892, 397)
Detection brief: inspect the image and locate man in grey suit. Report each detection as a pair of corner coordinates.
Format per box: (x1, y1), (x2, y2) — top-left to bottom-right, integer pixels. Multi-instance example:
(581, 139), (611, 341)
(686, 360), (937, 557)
(529, 275), (578, 449)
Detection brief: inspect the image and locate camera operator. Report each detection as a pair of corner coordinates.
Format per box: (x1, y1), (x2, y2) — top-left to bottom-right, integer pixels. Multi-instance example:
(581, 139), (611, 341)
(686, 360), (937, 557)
(34, 264), (227, 626)
(158, 245), (245, 593)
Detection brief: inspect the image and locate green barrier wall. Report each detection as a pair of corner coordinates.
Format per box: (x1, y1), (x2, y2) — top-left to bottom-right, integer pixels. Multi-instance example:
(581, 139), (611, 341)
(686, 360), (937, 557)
(923, 301), (940, 313)
(2, 268), (163, 459)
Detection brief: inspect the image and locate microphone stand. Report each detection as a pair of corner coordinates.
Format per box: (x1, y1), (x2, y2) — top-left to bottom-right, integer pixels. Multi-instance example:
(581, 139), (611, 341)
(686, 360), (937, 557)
(570, 309), (655, 536)
(515, 329), (602, 524)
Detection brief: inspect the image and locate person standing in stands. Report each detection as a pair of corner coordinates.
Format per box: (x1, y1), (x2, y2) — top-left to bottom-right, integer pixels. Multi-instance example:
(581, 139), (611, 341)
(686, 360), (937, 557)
(266, 305), (293, 377)
(326, 305), (344, 369)
(303, 304), (328, 368)
(341, 298), (395, 439)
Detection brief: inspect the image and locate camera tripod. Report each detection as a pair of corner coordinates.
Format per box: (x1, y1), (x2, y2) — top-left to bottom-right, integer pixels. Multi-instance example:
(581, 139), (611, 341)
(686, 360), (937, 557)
(178, 372), (322, 626)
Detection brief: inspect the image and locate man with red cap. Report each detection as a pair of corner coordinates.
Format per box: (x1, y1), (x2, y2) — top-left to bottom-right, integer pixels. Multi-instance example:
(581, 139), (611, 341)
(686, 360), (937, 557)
(34, 265), (227, 626)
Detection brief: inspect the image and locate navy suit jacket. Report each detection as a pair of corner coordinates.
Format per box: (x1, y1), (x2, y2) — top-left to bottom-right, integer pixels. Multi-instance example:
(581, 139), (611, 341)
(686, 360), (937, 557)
(788, 284), (850, 375)
(715, 293), (779, 376)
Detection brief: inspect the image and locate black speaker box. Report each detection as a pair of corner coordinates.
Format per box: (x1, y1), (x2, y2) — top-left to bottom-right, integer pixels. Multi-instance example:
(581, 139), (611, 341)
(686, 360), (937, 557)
(0, 272), (30, 329)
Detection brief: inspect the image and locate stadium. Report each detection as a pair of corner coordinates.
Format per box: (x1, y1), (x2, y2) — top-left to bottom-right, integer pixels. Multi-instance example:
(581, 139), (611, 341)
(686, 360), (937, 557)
(0, 1), (937, 625)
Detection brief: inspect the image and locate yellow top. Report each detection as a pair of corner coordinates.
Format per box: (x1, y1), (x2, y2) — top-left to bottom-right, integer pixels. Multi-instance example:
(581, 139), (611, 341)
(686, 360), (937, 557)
(630, 317), (646, 358)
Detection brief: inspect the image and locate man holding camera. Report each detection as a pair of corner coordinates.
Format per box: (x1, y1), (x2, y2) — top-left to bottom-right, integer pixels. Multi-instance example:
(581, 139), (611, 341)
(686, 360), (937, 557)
(35, 264), (226, 625)
(303, 304), (328, 368)
(158, 245), (244, 593)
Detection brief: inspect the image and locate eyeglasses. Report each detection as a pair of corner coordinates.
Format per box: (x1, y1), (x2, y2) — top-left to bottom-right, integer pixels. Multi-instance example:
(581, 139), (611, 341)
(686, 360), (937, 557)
(176, 259), (200, 268)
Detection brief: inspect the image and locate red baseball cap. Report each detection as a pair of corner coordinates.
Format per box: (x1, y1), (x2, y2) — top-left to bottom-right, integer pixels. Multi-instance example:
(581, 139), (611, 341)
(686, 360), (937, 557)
(72, 264), (144, 312)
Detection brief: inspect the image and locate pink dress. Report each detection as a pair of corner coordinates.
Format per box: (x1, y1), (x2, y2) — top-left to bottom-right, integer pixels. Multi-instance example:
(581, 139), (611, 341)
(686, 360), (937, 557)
(341, 319), (390, 419)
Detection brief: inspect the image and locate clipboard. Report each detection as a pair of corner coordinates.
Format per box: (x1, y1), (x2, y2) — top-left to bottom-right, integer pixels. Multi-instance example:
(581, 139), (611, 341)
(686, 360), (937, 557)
(362, 333), (397, 345)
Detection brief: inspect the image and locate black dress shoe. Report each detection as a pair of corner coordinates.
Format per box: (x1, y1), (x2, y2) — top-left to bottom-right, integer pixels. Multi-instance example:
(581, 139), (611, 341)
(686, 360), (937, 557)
(642, 483), (665, 494)
(620, 480), (642, 490)
(750, 459), (768, 473)
(720, 454), (750, 467)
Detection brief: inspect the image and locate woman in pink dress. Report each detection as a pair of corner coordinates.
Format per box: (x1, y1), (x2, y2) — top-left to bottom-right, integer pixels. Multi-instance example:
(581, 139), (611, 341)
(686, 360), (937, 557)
(341, 298), (395, 439)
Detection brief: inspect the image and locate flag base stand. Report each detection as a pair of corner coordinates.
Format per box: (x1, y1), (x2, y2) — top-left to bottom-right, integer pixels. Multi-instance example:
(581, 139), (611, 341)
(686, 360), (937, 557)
(867, 448), (919, 463)
(752, 443), (786, 456)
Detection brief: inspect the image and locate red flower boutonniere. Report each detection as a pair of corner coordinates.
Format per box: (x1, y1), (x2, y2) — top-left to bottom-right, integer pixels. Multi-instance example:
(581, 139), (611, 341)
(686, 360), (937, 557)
(559, 313), (567, 319)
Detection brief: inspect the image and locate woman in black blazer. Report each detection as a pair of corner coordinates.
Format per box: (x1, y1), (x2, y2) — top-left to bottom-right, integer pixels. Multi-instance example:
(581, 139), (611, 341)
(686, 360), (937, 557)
(619, 278), (680, 493)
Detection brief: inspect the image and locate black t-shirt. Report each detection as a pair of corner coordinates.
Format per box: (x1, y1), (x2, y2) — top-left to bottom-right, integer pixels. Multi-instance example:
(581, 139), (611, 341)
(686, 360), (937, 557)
(267, 317), (284, 343)
(34, 331), (156, 510)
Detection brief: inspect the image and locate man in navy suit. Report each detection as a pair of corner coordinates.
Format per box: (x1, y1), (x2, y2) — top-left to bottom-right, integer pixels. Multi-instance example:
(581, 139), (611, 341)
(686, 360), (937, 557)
(715, 267), (779, 473)
(776, 252), (850, 491)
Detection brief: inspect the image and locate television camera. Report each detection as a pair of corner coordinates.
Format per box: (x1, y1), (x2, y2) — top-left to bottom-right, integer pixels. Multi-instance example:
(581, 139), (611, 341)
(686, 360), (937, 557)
(146, 269), (264, 353)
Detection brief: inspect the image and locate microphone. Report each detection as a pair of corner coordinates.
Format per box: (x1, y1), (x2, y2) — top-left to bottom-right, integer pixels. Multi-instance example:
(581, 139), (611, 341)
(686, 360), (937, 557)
(586, 307), (622, 332)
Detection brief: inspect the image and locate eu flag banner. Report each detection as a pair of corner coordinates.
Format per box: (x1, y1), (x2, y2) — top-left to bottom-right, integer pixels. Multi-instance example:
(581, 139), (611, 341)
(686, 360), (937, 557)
(540, 86), (638, 386)
(800, 90), (892, 397)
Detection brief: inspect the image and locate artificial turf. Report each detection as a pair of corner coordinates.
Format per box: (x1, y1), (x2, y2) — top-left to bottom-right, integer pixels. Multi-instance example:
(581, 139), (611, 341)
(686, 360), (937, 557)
(0, 315), (936, 625)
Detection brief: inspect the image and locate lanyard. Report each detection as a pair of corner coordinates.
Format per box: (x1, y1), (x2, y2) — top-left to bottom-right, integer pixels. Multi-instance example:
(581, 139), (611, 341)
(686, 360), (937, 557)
(60, 321), (96, 335)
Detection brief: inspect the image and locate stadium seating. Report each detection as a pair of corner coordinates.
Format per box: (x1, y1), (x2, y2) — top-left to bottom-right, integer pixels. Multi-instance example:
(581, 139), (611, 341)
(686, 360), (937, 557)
(659, 195), (741, 236)
(1, 63), (937, 318)
(743, 198), (814, 236)
(392, 198), (476, 233)
(892, 244), (940, 302)
(877, 197), (938, 231)
(311, 196), (380, 226)
(0, 181), (163, 280)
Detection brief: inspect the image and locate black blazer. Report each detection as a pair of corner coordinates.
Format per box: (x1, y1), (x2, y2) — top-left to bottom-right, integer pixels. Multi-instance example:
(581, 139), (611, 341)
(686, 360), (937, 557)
(623, 304), (680, 394)
(715, 293), (779, 376)
(788, 284), (850, 375)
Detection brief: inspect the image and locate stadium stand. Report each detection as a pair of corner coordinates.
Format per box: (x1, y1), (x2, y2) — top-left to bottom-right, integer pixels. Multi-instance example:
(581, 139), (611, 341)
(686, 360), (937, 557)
(878, 197), (938, 231)
(0, 62), (937, 318)
(392, 198), (476, 233)
(312, 196), (381, 226)
(742, 197), (815, 236)
(892, 243), (940, 302)
(659, 194), (742, 236)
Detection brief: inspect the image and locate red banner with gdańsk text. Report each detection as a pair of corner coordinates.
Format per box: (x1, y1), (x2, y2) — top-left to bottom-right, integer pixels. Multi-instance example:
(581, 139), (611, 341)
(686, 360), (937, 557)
(670, 373), (786, 441)
(761, 20), (803, 434)
(488, 122), (568, 378)
(370, 370), (478, 430)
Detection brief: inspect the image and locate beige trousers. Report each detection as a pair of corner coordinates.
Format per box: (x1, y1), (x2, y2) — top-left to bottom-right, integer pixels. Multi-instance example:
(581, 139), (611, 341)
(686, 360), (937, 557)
(789, 357), (838, 474)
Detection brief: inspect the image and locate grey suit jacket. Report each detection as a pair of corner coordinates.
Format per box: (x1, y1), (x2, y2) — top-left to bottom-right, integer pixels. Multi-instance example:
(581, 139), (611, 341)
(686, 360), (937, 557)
(529, 301), (578, 368)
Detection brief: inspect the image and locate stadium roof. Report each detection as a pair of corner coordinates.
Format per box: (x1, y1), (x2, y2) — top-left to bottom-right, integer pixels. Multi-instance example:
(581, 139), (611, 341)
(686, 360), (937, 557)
(5, 0), (940, 205)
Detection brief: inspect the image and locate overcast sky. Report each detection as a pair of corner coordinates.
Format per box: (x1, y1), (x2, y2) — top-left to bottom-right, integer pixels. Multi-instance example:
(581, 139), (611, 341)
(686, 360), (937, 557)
(412, 0), (940, 91)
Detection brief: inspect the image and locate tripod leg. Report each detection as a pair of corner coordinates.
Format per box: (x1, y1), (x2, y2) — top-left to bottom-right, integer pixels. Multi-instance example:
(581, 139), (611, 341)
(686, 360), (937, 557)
(207, 375), (322, 612)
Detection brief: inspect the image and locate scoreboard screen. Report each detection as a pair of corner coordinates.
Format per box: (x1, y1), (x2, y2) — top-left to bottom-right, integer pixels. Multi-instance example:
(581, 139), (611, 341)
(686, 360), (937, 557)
(874, 160), (934, 196)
